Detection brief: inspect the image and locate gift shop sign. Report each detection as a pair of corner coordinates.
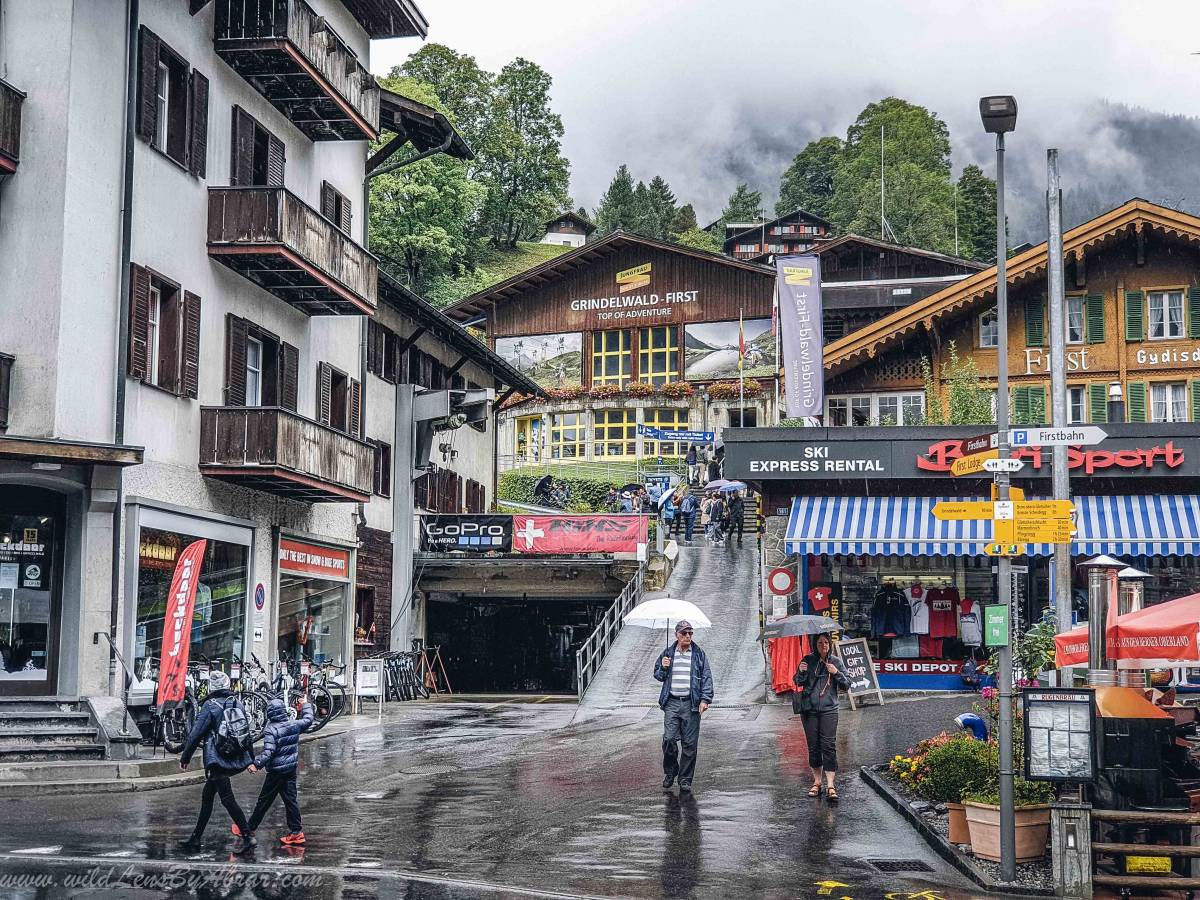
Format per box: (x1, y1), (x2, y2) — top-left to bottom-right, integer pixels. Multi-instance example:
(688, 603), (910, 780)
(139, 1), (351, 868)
(278, 539), (350, 581)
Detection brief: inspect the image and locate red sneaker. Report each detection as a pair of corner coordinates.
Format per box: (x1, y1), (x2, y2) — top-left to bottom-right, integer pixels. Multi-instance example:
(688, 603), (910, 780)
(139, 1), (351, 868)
(231, 824), (241, 837)
(280, 832), (306, 846)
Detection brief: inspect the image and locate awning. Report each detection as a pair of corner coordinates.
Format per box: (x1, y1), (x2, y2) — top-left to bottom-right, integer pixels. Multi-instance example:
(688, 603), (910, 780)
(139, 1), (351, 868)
(785, 495), (1200, 557)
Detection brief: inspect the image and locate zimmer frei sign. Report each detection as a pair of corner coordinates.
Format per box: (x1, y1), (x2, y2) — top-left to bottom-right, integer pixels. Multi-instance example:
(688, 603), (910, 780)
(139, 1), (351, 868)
(567, 261), (700, 323)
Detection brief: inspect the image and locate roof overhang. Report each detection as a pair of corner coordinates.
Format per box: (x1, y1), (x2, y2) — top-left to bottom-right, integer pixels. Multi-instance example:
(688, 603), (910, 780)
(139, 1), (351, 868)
(338, 0), (428, 38)
(0, 436), (144, 467)
(376, 88), (472, 161)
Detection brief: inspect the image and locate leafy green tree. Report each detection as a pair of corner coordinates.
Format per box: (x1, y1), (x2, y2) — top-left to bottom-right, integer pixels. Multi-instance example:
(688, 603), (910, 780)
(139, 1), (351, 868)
(777, 136), (843, 219)
(672, 227), (722, 253)
(920, 342), (994, 425)
(956, 164), (997, 262)
(395, 44), (493, 154)
(477, 58), (571, 247)
(593, 165), (638, 234)
(671, 203), (698, 235)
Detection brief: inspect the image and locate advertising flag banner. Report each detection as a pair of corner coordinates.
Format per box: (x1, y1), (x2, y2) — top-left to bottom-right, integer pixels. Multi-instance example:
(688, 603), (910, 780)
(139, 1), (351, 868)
(512, 515), (647, 554)
(155, 539), (207, 710)
(738, 309), (745, 373)
(776, 255), (825, 418)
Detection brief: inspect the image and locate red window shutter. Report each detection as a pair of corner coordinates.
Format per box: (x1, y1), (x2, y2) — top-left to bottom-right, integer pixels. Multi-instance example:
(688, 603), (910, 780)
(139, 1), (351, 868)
(181, 291), (201, 399)
(266, 133), (285, 187)
(339, 194), (352, 236)
(348, 377), (362, 437)
(230, 106), (254, 187)
(320, 181), (337, 221)
(128, 264), (151, 380)
(317, 362), (332, 424)
(224, 314), (247, 405)
(280, 342), (299, 411)
(187, 70), (209, 178)
(136, 27), (159, 143)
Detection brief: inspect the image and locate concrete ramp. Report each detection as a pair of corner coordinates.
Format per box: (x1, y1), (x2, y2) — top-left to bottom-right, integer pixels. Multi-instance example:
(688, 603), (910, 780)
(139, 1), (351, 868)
(574, 542), (766, 723)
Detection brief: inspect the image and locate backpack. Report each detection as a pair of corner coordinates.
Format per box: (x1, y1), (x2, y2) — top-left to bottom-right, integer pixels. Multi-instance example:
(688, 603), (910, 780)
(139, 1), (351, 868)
(681, 495), (697, 515)
(214, 696), (253, 758)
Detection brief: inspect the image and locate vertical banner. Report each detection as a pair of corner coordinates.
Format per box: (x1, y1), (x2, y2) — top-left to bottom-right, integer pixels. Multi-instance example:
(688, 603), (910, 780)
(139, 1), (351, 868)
(776, 255), (825, 418)
(155, 539), (207, 710)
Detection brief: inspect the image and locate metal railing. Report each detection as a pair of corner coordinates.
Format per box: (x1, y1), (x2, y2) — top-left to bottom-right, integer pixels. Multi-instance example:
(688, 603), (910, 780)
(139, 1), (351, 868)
(496, 454), (687, 482)
(575, 565), (644, 700)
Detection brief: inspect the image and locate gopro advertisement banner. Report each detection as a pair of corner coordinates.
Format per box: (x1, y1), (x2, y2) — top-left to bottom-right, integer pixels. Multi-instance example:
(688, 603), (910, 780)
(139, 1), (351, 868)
(776, 255), (825, 418)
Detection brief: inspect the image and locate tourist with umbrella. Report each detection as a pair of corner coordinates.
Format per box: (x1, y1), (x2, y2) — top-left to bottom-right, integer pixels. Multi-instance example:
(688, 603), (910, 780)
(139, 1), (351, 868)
(794, 633), (850, 802)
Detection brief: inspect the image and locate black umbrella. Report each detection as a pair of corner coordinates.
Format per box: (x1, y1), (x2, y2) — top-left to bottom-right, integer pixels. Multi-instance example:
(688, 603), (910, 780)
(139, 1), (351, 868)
(619, 482), (643, 494)
(533, 475), (554, 496)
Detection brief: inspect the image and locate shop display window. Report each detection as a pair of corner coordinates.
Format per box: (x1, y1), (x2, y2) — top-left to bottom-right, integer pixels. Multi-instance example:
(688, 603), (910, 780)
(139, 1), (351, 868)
(134, 527), (248, 676)
(0, 492), (60, 687)
(277, 573), (349, 666)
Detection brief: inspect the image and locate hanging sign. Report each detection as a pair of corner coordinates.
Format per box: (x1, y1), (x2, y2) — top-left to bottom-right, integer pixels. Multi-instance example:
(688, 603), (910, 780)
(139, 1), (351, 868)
(155, 539), (207, 711)
(776, 255), (824, 418)
(420, 515), (513, 553)
(984, 604), (1010, 647)
(512, 515), (647, 554)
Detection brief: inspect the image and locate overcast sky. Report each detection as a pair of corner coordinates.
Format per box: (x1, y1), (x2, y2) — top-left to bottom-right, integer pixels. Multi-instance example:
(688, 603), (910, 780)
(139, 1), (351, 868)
(372, 1), (1200, 239)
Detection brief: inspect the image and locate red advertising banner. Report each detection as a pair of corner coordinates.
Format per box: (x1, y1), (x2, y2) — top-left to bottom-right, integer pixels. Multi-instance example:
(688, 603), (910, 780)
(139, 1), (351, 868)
(511, 515), (647, 554)
(155, 539), (207, 710)
(278, 538), (351, 580)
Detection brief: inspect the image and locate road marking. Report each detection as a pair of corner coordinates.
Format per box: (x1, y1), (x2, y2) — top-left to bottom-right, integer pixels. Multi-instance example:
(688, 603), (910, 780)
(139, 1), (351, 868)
(97, 850), (136, 858)
(355, 792), (387, 800)
(11, 847), (61, 855)
(347, 860), (382, 868)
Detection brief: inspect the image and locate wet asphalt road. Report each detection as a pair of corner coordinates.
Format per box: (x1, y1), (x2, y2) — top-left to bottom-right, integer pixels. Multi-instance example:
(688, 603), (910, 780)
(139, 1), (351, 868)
(0, 544), (999, 899)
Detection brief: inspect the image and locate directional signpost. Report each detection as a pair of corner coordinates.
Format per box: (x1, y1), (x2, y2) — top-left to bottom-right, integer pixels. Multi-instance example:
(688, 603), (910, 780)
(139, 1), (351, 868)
(636, 425), (715, 443)
(932, 498), (1074, 556)
(1009, 425), (1107, 447)
(985, 458), (1025, 474)
(951, 449), (999, 476)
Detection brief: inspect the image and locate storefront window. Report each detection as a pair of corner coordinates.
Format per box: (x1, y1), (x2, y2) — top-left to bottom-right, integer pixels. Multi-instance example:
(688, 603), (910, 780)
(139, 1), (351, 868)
(277, 539), (351, 667)
(0, 492), (60, 689)
(637, 326), (679, 386)
(594, 408), (636, 457)
(135, 527), (247, 676)
(643, 408), (688, 457)
(592, 330), (631, 387)
(550, 413), (584, 459)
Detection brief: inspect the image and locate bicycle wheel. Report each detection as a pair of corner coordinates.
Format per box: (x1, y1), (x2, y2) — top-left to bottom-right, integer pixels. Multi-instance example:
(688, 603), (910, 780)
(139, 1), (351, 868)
(160, 696), (197, 753)
(306, 685), (335, 731)
(324, 681), (348, 718)
(242, 690), (269, 741)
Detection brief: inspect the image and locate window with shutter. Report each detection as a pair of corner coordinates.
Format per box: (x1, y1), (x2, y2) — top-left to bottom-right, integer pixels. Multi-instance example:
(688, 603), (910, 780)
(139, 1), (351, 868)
(137, 28), (195, 170)
(1024, 296), (1044, 347)
(348, 378), (362, 437)
(224, 314), (248, 405)
(1013, 387), (1030, 424)
(1085, 293), (1105, 343)
(136, 28), (160, 143)
(1126, 382), (1148, 423)
(128, 264), (151, 380)
(181, 292), (201, 399)
(280, 343), (298, 411)
(366, 319), (381, 376)
(1189, 287), (1200, 339)
(266, 134), (285, 187)
(1029, 385), (1047, 424)
(230, 107), (284, 187)
(1124, 291), (1145, 342)
(317, 362), (333, 425)
(187, 70), (209, 178)
(1088, 383), (1108, 423)
(319, 181), (352, 235)
(1192, 380), (1200, 423)
(131, 267), (187, 394)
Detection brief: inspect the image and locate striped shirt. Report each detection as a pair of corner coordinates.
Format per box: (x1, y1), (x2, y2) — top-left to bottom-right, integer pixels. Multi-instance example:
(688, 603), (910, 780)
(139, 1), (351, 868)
(670, 648), (693, 697)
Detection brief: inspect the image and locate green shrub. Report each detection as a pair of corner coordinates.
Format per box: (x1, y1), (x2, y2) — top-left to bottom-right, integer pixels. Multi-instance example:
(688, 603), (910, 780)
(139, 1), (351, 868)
(496, 470), (619, 511)
(963, 776), (1054, 808)
(917, 736), (999, 804)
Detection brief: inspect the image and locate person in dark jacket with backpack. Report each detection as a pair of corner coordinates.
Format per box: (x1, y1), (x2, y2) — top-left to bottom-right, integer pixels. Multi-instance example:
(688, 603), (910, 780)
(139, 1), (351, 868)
(178, 670), (254, 852)
(793, 633), (850, 802)
(234, 697), (314, 846)
(678, 491), (699, 544)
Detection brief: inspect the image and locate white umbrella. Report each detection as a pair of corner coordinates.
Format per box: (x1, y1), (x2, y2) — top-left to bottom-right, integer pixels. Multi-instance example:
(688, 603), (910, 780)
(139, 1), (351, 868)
(624, 597), (712, 631)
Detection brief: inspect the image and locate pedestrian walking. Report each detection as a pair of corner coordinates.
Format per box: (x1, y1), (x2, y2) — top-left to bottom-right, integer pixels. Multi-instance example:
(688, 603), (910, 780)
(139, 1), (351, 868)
(728, 492), (745, 545)
(685, 445), (699, 485)
(679, 491), (698, 543)
(653, 621), (713, 792)
(233, 697), (314, 846)
(662, 494), (677, 534)
(177, 670), (255, 852)
(793, 633), (850, 802)
(707, 494), (726, 546)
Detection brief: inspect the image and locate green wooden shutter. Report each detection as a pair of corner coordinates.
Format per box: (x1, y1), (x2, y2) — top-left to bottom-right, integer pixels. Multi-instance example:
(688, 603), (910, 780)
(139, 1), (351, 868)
(1127, 381), (1148, 423)
(1030, 385), (1047, 423)
(1012, 387), (1029, 424)
(1088, 383), (1108, 423)
(1191, 380), (1200, 423)
(1085, 293), (1105, 343)
(1189, 287), (1200, 339)
(1124, 291), (1145, 342)
(1024, 296), (1045, 347)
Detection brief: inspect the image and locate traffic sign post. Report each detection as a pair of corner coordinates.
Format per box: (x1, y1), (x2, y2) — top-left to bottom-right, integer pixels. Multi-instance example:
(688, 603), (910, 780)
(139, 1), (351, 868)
(984, 458), (1025, 474)
(1009, 425), (1107, 447)
(932, 501), (995, 521)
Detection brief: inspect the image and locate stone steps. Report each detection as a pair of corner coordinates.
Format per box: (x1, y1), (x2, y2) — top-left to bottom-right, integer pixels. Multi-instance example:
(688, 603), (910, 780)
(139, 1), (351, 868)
(0, 697), (105, 762)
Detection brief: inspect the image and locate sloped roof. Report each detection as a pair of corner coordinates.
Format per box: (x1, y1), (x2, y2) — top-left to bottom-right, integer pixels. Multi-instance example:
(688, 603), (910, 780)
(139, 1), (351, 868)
(443, 230), (775, 323)
(725, 207), (834, 247)
(545, 211), (596, 234)
(812, 233), (985, 271)
(376, 88), (473, 161)
(825, 199), (1200, 374)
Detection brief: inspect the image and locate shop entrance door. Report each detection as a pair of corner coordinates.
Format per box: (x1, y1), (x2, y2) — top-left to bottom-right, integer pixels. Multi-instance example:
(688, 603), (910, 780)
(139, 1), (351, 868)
(0, 487), (64, 696)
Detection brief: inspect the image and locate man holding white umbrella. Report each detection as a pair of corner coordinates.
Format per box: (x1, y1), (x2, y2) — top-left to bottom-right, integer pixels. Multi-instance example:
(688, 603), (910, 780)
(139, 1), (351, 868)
(653, 620), (714, 792)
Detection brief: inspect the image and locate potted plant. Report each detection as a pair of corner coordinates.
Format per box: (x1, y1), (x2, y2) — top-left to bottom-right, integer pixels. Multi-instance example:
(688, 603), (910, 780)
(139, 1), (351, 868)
(917, 735), (998, 844)
(660, 381), (695, 399)
(625, 381), (656, 398)
(962, 777), (1054, 862)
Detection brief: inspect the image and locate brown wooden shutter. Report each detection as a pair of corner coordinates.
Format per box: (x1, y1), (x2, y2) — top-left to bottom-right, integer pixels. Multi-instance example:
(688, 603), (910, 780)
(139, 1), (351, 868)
(224, 314), (247, 405)
(187, 70), (209, 177)
(317, 362), (332, 424)
(136, 27), (159, 143)
(280, 342), (299, 411)
(339, 195), (352, 235)
(230, 106), (255, 187)
(266, 133), (285, 187)
(366, 319), (380, 376)
(128, 264), (151, 380)
(348, 377), (362, 437)
(320, 181), (337, 220)
(181, 291), (201, 399)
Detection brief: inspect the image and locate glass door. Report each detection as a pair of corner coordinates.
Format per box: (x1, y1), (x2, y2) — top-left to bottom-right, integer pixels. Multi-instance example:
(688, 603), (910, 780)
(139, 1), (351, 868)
(0, 487), (63, 696)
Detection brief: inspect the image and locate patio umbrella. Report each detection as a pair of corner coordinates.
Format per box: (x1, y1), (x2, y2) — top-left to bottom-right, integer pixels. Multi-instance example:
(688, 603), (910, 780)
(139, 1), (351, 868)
(703, 479), (735, 490)
(756, 614), (840, 641)
(716, 481), (746, 493)
(1054, 590), (1200, 667)
(624, 597), (712, 641)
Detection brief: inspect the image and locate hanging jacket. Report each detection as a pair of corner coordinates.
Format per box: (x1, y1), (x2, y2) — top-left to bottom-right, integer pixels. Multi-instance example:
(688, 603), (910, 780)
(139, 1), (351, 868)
(871, 587), (911, 638)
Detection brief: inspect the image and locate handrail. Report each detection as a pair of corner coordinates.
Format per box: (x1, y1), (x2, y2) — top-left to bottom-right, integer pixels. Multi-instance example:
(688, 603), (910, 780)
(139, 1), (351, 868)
(575, 565), (644, 700)
(94, 631), (137, 738)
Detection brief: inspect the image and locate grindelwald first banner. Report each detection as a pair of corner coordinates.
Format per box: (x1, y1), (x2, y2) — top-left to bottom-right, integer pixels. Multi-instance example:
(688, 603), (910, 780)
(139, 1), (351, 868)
(776, 255), (825, 418)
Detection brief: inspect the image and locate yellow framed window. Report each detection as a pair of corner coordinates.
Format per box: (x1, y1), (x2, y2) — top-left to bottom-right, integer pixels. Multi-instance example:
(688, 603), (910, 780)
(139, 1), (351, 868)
(515, 415), (543, 461)
(643, 408), (689, 457)
(591, 330), (631, 387)
(594, 408), (636, 457)
(549, 413), (584, 459)
(638, 326), (679, 386)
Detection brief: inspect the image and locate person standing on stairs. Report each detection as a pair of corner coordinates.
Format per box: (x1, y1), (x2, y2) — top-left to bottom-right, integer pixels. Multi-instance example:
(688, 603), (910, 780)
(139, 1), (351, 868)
(653, 621), (714, 792)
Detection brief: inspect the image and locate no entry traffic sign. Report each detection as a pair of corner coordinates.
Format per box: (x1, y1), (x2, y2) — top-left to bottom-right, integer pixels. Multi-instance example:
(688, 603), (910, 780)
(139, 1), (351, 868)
(767, 567), (795, 596)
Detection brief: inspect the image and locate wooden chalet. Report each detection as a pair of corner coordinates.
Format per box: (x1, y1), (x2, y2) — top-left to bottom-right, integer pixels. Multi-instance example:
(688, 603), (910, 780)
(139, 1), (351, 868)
(724, 207), (832, 261)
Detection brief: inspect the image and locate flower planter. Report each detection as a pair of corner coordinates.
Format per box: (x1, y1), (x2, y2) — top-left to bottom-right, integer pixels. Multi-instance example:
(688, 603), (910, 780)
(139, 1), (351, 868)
(946, 802), (970, 844)
(963, 801), (1050, 862)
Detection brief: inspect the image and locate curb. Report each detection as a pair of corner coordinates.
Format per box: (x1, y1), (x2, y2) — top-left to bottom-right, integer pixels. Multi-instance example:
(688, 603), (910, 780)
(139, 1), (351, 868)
(859, 765), (1054, 897)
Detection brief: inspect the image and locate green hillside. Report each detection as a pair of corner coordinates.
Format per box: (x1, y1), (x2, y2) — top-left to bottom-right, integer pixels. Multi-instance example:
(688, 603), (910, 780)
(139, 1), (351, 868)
(426, 241), (573, 308)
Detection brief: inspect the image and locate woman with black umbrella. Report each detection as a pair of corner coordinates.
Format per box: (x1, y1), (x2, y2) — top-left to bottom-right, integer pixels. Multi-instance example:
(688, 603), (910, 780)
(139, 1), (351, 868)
(794, 633), (850, 801)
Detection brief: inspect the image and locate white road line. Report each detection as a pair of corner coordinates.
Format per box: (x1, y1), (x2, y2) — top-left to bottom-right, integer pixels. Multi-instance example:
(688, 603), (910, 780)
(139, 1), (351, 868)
(97, 850), (136, 858)
(11, 847), (61, 855)
(354, 792), (387, 800)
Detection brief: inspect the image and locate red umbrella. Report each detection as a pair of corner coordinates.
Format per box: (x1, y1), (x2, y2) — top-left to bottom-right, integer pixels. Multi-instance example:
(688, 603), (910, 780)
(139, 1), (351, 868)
(1054, 591), (1200, 666)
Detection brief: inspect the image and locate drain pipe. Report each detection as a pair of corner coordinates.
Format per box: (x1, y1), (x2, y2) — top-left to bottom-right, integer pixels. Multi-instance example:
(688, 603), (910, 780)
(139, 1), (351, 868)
(108, 0), (138, 696)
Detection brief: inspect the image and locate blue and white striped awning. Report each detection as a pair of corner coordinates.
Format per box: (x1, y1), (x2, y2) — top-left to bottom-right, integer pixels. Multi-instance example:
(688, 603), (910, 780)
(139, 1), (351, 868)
(785, 495), (1200, 558)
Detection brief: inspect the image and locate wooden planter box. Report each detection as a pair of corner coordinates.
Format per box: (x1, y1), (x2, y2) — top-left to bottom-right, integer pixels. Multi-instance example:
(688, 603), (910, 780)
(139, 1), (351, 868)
(963, 801), (1051, 863)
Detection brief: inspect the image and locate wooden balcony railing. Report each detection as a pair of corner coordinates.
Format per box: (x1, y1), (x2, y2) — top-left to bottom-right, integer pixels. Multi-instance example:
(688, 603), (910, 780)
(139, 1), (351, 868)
(199, 406), (374, 503)
(0, 79), (25, 176)
(214, 0), (380, 140)
(208, 186), (378, 315)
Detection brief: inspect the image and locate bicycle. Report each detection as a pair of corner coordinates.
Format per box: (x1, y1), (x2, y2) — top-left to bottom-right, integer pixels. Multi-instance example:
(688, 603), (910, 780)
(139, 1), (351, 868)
(310, 661), (349, 719)
(139, 656), (197, 753)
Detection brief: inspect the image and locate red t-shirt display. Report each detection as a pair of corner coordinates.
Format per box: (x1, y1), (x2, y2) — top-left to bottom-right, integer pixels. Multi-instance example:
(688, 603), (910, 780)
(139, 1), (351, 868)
(926, 586), (960, 639)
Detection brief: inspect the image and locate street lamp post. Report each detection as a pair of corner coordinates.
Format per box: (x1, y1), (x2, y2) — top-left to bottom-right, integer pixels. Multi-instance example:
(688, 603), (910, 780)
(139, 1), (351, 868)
(980, 94), (1018, 883)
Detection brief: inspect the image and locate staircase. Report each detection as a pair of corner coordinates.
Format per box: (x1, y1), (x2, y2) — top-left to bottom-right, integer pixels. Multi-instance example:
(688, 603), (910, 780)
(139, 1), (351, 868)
(0, 697), (106, 762)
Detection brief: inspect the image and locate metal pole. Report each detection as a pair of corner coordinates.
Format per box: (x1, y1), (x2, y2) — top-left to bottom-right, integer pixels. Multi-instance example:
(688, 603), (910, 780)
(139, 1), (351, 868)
(1087, 566), (1107, 670)
(994, 131), (1017, 883)
(1047, 150), (1072, 640)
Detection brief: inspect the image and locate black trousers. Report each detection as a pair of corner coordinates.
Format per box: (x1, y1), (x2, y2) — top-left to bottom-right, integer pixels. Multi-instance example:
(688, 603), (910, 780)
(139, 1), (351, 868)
(730, 514), (744, 541)
(662, 696), (701, 784)
(801, 710), (839, 772)
(247, 769), (302, 833)
(190, 768), (250, 840)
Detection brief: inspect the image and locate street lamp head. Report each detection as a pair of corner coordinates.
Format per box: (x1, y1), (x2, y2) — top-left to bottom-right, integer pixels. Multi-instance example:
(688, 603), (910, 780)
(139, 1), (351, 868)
(979, 95), (1018, 134)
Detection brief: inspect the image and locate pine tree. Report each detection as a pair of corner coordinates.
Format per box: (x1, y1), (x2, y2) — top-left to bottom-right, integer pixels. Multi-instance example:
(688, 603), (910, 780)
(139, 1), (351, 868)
(671, 203), (698, 235)
(593, 165), (638, 235)
(955, 164), (997, 262)
(647, 176), (677, 237)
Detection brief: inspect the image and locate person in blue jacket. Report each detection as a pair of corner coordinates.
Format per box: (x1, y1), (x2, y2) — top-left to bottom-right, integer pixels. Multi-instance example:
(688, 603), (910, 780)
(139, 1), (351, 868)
(233, 697), (314, 846)
(178, 670), (254, 852)
(653, 621), (714, 792)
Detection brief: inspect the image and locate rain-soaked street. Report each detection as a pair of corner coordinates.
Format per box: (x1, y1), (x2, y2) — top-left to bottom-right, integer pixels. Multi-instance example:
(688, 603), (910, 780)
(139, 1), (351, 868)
(0, 545), (996, 899)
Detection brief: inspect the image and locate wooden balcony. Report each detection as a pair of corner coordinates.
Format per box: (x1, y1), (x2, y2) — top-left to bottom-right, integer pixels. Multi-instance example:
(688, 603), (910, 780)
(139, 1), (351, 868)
(199, 406), (374, 503)
(208, 186), (378, 315)
(0, 79), (24, 177)
(214, 0), (380, 140)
